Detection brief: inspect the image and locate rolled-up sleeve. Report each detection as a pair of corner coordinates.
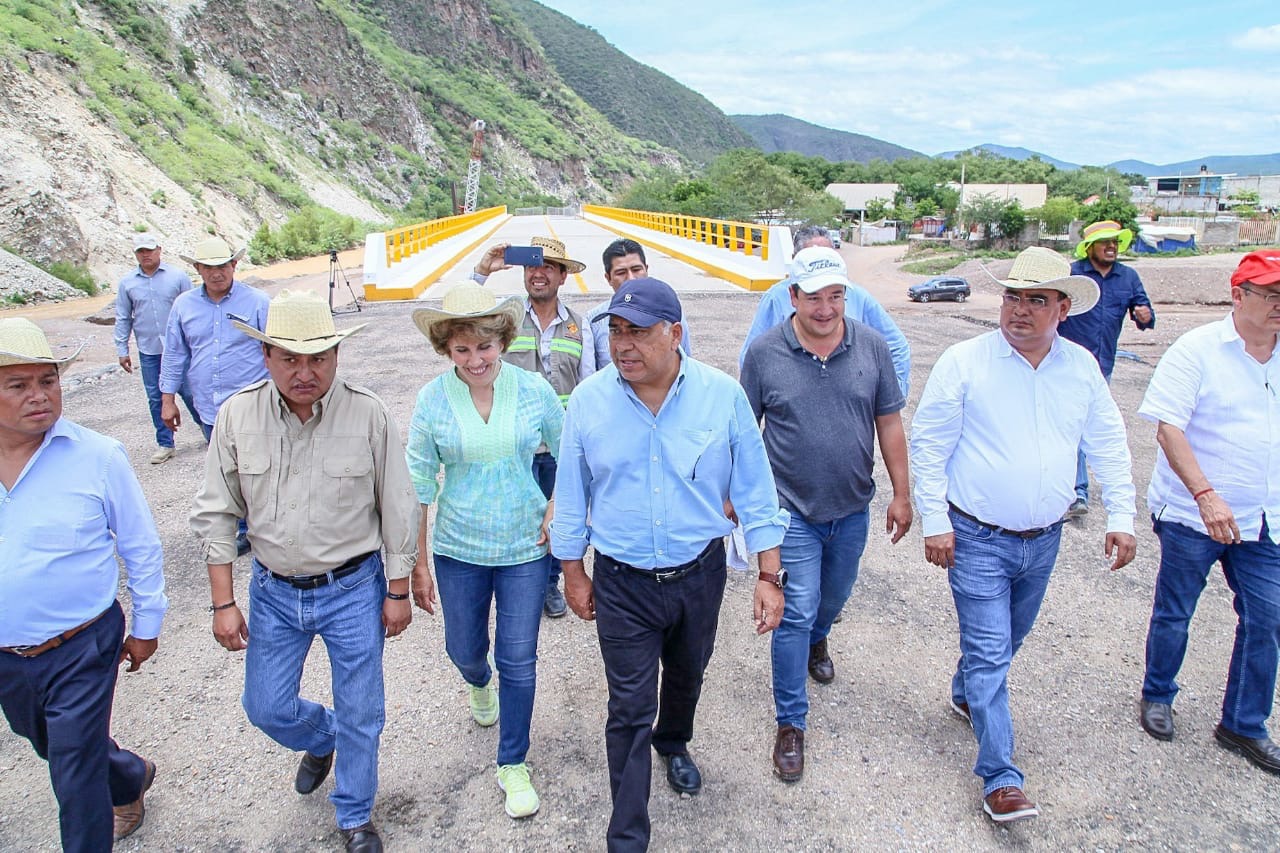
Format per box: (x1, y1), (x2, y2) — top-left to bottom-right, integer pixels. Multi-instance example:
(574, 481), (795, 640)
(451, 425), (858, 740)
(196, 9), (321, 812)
(105, 445), (168, 640)
(910, 351), (965, 537)
(372, 407), (419, 580)
(189, 405), (244, 565)
(727, 388), (788, 553)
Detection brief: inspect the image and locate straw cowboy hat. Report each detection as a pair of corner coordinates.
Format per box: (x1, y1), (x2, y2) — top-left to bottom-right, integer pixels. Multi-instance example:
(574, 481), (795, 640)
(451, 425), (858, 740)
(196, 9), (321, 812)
(529, 237), (585, 274)
(1074, 219), (1133, 259)
(179, 237), (246, 267)
(411, 282), (524, 338)
(231, 290), (367, 354)
(0, 317), (84, 368)
(991, 247), (1100, 316)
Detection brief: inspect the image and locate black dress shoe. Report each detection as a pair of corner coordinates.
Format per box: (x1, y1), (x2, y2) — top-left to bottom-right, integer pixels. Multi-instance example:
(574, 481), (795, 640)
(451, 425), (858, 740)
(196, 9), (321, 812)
(1214, 724), (1280, 775)
(660, 752), (702, 795)
(295, 750), (334, 794)
(1140, 700), (1174, 741)
(343, 823), (383, 853)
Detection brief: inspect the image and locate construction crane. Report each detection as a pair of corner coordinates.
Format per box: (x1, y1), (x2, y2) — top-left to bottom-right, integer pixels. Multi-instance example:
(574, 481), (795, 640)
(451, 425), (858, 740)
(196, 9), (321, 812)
(463, 119), (485, 213)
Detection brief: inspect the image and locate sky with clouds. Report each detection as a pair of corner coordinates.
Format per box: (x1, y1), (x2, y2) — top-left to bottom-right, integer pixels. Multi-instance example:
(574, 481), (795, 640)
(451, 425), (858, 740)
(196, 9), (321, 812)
(535, 0), (1279, 167)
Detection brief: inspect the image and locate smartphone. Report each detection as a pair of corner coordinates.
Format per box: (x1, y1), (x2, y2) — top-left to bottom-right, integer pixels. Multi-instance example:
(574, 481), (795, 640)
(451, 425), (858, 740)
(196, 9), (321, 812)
(503, 245), (544, 267)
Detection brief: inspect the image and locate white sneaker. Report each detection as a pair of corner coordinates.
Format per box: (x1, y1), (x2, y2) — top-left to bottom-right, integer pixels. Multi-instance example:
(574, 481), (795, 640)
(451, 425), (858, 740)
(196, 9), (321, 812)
(150, 447), (176, 464)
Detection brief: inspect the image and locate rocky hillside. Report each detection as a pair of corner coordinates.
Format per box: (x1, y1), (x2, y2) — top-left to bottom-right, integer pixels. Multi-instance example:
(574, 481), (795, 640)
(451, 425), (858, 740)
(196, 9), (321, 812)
(0, 0), (680, 286)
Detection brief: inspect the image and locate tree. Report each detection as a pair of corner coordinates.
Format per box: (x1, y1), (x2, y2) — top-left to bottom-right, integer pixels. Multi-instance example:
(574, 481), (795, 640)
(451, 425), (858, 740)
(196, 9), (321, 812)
(864, 197), (891, 221)
(1033, 196), (1079, 235)
(997, 201), (1027, 242)
(961, 193), (1006, 245)
(1082, 196), (1140, 235)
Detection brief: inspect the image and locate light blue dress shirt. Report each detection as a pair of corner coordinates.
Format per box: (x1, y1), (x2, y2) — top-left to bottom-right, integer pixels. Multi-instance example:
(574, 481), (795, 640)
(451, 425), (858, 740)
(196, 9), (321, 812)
(587, 300), (692, 366)
(0, 418), (168, 647)
(114, 263), (194, 356)
(551, 356), (789, 568)
(739, 279), (911, 396)
(159, 281), (270, 424)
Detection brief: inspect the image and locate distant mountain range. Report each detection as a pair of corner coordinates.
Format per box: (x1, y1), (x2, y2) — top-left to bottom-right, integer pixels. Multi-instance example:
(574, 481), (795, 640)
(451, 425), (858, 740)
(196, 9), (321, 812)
(730, 114), (923, 163)
(936, 144), (1078, 171)
(941, 144), (1280, 177)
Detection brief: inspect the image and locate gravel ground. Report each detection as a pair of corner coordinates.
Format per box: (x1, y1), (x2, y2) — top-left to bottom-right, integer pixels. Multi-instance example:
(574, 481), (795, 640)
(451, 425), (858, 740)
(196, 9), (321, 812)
(2, 256), (1278, 851)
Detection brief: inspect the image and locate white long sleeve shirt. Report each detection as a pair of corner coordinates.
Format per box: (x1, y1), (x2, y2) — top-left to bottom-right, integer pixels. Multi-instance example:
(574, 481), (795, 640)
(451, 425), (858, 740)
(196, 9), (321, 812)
(911, 330), (1136, 537)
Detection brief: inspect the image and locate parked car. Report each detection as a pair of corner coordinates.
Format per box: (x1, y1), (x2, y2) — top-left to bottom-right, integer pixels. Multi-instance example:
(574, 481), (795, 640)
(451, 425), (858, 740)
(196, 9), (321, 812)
(908, 276), (970, 303)
(825, 227), (842, 249)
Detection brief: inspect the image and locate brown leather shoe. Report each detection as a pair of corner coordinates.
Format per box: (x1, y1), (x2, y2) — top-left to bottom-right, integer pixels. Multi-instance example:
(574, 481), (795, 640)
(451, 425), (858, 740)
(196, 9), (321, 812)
(772, 725), (804, 782)
(808, 639), (835, 684)
(113, 759), (156, 840)
(983, 786), (1039, 823)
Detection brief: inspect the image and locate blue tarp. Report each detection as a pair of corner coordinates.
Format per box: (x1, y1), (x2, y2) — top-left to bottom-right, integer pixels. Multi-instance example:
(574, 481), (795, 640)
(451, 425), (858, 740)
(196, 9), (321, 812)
(1134, 226), (1197, 254)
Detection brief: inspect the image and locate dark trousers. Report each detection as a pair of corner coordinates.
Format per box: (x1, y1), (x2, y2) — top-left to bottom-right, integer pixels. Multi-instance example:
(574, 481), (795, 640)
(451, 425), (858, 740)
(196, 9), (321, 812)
(593, 540), (727, 853)
(0, 601), (150, 853)
(532, 451), (561, 583)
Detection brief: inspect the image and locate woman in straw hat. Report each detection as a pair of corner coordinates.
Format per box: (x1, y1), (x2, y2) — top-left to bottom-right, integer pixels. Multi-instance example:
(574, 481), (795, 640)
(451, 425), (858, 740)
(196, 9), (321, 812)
(406, 282), (564, 820)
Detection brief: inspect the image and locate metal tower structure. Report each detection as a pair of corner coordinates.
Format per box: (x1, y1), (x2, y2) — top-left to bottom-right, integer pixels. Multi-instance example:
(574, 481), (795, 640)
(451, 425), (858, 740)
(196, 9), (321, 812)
(463, 119), (485, 213)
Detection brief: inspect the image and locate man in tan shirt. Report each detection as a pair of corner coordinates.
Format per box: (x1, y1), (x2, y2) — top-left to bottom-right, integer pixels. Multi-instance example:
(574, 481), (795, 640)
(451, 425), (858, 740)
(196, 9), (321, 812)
(190, 292), (417, 853)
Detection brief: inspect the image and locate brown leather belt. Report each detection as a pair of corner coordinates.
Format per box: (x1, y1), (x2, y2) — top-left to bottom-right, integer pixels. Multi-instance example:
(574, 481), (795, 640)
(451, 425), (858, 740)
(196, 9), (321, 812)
(948, 503), (1061, 540)
(0, 608), (110, 658)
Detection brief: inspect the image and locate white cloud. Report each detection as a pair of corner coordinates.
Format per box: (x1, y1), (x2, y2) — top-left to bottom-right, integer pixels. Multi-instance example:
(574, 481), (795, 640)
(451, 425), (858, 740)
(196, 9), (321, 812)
(1233, 24), (1280, 50)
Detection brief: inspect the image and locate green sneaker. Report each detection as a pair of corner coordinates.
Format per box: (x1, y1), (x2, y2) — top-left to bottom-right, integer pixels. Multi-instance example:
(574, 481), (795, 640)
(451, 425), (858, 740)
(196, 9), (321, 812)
(468, 677), (498, 727)
(496, 763), (540, 818)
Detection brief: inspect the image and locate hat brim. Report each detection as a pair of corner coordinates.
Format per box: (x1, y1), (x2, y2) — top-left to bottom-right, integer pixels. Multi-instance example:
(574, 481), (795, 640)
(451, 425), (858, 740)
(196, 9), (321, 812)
(1001, 274), (1100, 316)
(605, 305), (678, 328)
(179, 248), (247, 266)
(1074, 229), (1133, 259)
(411, 295), (525, 338)
(794, 272), (850, 294)
(540, 255), (586, 274)
(231, 321), (366, 354)
(0, 343), (84, 368)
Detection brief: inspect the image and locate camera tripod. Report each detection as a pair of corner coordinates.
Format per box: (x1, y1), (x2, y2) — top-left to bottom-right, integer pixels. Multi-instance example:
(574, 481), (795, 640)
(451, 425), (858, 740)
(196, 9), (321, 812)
(328, 250), (362, 315)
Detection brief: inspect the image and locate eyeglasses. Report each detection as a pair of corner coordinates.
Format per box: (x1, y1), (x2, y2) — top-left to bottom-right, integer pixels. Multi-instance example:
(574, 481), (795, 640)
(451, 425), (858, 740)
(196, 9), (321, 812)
(1002, 292), (1058, 310)
(1238, 284), (1280, 305)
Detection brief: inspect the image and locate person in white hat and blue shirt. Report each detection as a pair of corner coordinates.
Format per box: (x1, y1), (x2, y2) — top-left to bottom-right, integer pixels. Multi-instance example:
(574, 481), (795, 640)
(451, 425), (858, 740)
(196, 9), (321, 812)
(910, 247), (1138, 823)
(191, 291), (416, 853)
(114, 233), (203, 463)
(0, 317), (168, 849)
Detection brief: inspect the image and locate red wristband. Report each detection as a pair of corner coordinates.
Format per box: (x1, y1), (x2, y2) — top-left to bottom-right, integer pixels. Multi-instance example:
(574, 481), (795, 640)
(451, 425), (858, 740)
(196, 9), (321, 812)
(1192, 487), (1214, 501)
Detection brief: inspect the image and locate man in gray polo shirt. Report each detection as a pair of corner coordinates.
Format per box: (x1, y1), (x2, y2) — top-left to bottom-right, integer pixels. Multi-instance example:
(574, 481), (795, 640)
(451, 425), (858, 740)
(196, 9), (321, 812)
(740, 245), (912, 783)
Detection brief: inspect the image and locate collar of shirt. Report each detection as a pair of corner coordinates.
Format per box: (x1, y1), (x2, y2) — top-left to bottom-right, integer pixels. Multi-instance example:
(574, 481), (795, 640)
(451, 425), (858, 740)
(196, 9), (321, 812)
(269, 376), (340, 426)
(780, 315), (852, 359)
(525, 298), (569, 331)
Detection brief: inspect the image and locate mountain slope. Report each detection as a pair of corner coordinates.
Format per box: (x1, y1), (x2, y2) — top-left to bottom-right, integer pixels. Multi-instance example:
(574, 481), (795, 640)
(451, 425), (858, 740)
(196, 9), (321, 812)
(937, 144), (1078, 171)
(731, 114), (921, 163)
(1108, 153), (1280, 177)
(503, 0), (754, 164)
(0, 0), (678, 284)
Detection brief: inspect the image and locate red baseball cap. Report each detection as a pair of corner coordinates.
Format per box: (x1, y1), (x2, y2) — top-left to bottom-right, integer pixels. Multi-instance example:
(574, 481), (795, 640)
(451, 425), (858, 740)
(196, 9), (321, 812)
(1231, 249), (1280, 287)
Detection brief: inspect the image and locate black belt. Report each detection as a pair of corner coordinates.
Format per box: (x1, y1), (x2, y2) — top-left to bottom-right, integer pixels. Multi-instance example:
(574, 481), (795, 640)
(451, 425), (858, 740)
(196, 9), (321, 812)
(597, 539), (723, 584)
(948, 504), (1060, 540)
(262, 552), (375, 589)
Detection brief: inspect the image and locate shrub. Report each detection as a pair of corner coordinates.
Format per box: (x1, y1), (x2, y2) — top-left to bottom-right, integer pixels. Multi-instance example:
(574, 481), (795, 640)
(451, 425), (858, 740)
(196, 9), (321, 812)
(249, 206), (375, 263)
(44, 261), (99, 296)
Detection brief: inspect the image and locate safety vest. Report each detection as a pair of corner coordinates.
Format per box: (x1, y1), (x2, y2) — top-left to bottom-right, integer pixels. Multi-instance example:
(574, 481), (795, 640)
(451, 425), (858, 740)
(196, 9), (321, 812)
(503, 304), (585, 405)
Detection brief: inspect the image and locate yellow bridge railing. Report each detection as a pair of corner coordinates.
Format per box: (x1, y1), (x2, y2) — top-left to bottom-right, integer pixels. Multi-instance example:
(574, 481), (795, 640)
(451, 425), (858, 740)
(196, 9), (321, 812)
(384, 206), (506, 265)
(583, 205), (773, 262)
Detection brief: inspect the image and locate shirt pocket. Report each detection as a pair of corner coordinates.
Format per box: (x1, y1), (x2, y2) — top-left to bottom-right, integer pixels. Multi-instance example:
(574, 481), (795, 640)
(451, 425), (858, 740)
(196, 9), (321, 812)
(322, 454), (373, 509)
(237, 446), (275, 518)
(668, 428), (730, 486)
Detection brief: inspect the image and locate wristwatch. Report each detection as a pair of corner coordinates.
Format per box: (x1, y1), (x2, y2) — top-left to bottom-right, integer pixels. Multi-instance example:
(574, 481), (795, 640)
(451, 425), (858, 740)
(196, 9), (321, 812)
(758, 569), (788, 589)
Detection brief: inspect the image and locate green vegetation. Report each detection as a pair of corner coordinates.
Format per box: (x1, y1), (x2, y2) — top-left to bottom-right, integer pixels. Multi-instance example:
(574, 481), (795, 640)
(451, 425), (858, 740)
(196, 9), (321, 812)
(44, 260), (99, 296)
(503, 0), (754, 164)
(1081, 196), (1141, 235)
(736, 116), (922, 163)
(248, 207), (380, 264)
(0, 0), (310, 209)
(615, 149), (840, 224)
(901, 256), (963, 276)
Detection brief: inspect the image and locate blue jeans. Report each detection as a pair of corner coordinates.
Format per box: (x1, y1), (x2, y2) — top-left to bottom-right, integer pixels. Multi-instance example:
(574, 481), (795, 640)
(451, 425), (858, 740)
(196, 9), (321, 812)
(772, 509), (869, 728)
(948, 510), (1063, 795)
(242, 553), (386, 830)
(434, 552), (548, 765)
(1143, 517), (1280, 740)
(532, 451), (560, 584)
(138, 352), (200, 447)
(1074, 448), (1089, 502)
